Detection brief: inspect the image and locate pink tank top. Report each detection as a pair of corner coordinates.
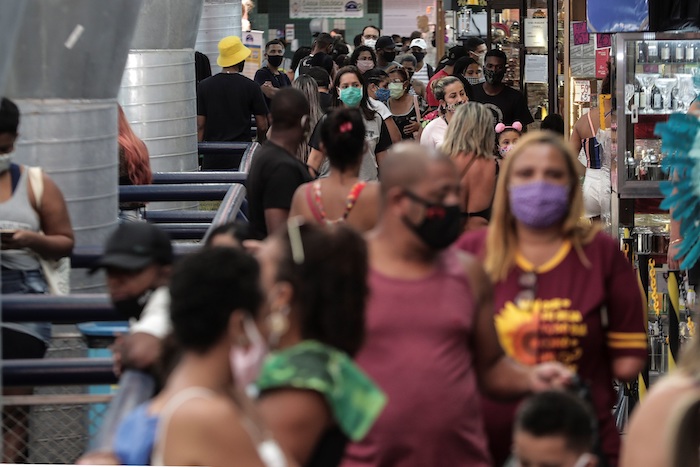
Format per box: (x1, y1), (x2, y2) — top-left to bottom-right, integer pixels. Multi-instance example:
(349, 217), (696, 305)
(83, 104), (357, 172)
(342, 251), (491, 467)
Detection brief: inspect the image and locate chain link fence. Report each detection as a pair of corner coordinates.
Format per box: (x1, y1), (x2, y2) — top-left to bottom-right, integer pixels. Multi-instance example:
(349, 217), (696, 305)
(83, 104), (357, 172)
(3, 329), (114, 464)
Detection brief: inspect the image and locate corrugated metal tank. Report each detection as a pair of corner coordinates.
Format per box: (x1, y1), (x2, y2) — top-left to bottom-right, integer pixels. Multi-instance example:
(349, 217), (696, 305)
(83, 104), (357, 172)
(6, 0), (143, 292)
(0, 1), (26, 94)
(118, 0), (203, 212)
(196, 0), (243, 75)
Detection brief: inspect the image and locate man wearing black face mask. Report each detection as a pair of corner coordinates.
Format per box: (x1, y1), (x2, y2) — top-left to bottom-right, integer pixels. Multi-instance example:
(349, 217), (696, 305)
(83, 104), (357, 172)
(343, 142), (572, 466)
(471, 49), (534, 128)
(255, 39), (292, 110)
(375, 35), (401, 71)
(92, 222), (173, 372)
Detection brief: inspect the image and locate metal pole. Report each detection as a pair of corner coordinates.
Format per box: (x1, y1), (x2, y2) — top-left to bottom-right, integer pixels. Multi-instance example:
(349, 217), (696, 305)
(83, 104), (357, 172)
(667, 270), (681, 372)
(637, 253), (651, 400)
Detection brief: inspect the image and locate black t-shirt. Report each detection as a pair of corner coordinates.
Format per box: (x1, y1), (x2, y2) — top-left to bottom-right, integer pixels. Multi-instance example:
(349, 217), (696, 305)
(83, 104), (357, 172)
(197, 73), (268, 142)
(319, 92), (333, 113)
(254, 66), (292, 108)
(470, 84), (535, 127)
(247, 141), (312, 237)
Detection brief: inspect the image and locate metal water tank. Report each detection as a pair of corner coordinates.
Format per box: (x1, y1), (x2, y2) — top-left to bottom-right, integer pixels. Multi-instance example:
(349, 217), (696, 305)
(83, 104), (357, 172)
(0, 1), (26, 94)
(6, 0), (143, 292)
(196, 0), (243, 75)
(118, 0), (203, 211)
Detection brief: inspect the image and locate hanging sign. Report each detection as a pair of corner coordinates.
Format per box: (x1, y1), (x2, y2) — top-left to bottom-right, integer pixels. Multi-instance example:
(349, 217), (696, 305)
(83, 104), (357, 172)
(596, 48), (610, 79)
(574, 80), (591, 103)
(290, 0), (364, 19)
(573, 22), (589, 46)
(524, 18), (548, 48)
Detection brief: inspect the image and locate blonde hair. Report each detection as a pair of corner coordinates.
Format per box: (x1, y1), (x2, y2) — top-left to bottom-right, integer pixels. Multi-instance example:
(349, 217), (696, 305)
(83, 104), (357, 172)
(430, 76), (462, 103)
(441, 102), (495, 159)
(484, 131), (597, 282)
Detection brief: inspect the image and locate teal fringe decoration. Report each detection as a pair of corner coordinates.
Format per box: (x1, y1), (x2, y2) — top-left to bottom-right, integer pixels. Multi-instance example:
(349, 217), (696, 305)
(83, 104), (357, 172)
(655, 113), (700, 270)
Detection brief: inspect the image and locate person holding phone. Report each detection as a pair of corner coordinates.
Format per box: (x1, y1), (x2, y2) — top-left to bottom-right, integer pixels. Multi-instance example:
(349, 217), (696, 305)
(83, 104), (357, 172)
(0, 97), (74, 462)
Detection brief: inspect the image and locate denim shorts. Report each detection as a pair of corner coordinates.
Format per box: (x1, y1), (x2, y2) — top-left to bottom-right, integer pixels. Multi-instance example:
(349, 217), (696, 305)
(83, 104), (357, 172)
(2, 268), (52, 357)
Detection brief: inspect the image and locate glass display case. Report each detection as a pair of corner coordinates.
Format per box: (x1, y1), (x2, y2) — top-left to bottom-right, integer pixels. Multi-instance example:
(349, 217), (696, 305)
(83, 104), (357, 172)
(615, 32), (700, 199)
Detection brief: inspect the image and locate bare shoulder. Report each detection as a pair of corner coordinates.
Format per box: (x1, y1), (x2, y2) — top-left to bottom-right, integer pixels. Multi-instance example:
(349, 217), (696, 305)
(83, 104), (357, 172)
(290, 182), (312, 218)
(259, 388), (329, 424)
(169, 393), (240, 428)
(359, 181), (380, 201)
(623, 374), (696, 467)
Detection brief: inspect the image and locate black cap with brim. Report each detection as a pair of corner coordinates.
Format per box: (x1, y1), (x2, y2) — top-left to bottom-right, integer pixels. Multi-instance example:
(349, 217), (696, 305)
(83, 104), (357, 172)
(90, 223), (173, 273)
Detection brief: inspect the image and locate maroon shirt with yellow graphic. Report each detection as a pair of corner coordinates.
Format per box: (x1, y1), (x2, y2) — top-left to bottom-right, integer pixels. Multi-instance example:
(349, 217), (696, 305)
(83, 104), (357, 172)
(456, 229), (647, 467)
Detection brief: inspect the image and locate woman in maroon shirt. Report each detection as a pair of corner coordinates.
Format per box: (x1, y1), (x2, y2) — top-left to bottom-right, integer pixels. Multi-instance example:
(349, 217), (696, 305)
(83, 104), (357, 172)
(456, 131), (647, 466)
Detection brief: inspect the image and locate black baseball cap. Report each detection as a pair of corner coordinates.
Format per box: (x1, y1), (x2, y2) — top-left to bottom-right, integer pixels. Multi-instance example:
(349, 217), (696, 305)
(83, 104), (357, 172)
(376, 36), (395, 50)
(440, 46), (467, 66)
(92, 223), (173, 271)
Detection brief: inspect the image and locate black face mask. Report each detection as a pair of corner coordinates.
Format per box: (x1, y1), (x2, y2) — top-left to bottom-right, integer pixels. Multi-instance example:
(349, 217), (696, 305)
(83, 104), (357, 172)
(484, 68), (505, 85)
(401, 191), (462, 250)
(267, 55), (284, 67)
(382, 51), (396, 63)
(412, 52), (425, 63)
(113, 289), (154, 320)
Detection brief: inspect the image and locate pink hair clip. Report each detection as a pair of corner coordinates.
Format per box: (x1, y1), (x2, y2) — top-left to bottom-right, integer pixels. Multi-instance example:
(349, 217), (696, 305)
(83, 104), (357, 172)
(339, 122), (353, 133)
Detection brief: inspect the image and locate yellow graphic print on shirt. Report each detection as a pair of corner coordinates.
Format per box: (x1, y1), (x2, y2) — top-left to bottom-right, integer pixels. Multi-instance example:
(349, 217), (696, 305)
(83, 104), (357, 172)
(496, 298), (588, 371)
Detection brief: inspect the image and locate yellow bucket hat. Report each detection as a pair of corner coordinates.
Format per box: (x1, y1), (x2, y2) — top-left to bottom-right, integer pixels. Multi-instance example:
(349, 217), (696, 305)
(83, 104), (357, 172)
(217, 36), (252, 68)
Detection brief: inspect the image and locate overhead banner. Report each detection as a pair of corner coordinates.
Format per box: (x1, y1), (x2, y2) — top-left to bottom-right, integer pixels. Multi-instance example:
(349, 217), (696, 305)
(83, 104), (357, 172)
(290, 0), (363, 19)
(587, 0), (649, 32)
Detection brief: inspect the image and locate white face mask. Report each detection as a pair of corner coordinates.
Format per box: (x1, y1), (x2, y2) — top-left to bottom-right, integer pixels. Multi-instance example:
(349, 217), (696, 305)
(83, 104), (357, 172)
(363, 38), (377, 49)
(230, 316), (268, 391)
(0, 152), (13, 173)
(516, 453), (592, 467)
(572, 453), (593, 467)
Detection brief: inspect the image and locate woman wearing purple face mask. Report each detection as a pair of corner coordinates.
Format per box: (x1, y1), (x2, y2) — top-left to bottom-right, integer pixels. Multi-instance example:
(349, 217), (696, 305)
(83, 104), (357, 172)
(254, 220), (386, 467)
(455, 131), (646, 467)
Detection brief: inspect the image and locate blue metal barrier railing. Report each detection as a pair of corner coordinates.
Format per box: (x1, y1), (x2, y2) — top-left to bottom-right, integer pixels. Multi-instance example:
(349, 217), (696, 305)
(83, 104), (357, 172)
(2, 294), (117, 323)
(3, 358), (117, 386)
(198, 141), (259, 171)
(119, 184), (232, 203)
(151, 171), (247, 184)
(202, 184), (247, 243)
(70, 244), (199, 269)
(144, 210), (215, 223)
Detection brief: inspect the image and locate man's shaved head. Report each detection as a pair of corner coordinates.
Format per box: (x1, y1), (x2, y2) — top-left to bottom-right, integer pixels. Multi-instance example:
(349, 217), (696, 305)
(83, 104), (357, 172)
(379, 142), (452, 197)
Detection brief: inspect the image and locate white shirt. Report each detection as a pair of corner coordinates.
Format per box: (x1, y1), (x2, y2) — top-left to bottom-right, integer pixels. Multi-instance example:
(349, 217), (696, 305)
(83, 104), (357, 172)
(129, 286), (171, 339)
(420, 117), (448, 150)
(413, 64), (430, 86)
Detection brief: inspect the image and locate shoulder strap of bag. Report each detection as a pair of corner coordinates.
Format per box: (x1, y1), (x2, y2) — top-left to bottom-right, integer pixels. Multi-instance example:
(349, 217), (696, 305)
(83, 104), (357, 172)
(27, 166), (44, 209)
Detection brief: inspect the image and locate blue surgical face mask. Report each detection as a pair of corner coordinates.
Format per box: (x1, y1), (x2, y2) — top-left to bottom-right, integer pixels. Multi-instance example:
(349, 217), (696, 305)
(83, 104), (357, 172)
(375, 87), (391, 102)
(339, 86), (363, 107)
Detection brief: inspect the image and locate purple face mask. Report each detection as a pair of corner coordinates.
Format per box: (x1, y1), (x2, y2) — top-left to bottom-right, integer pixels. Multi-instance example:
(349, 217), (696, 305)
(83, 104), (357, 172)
(509, 181), (570, 229)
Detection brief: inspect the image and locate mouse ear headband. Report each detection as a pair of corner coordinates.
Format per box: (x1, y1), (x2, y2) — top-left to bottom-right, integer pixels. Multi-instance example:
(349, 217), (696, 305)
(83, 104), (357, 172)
(495, 121), (523, 134)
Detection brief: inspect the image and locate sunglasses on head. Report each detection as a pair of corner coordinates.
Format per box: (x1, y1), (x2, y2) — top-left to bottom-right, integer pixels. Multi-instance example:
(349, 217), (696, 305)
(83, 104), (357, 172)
(514, 271), (537, 308)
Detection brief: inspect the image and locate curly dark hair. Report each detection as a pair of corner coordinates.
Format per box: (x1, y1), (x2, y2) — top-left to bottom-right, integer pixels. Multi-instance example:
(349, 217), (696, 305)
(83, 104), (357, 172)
(169, 247), (263, 353)
(273, 223), (368, 356)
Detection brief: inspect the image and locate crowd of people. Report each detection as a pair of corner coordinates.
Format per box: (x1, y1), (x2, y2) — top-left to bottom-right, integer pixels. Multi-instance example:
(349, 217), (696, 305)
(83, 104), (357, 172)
(4, 22), (700, 467)
(64, 29), (650, 466)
